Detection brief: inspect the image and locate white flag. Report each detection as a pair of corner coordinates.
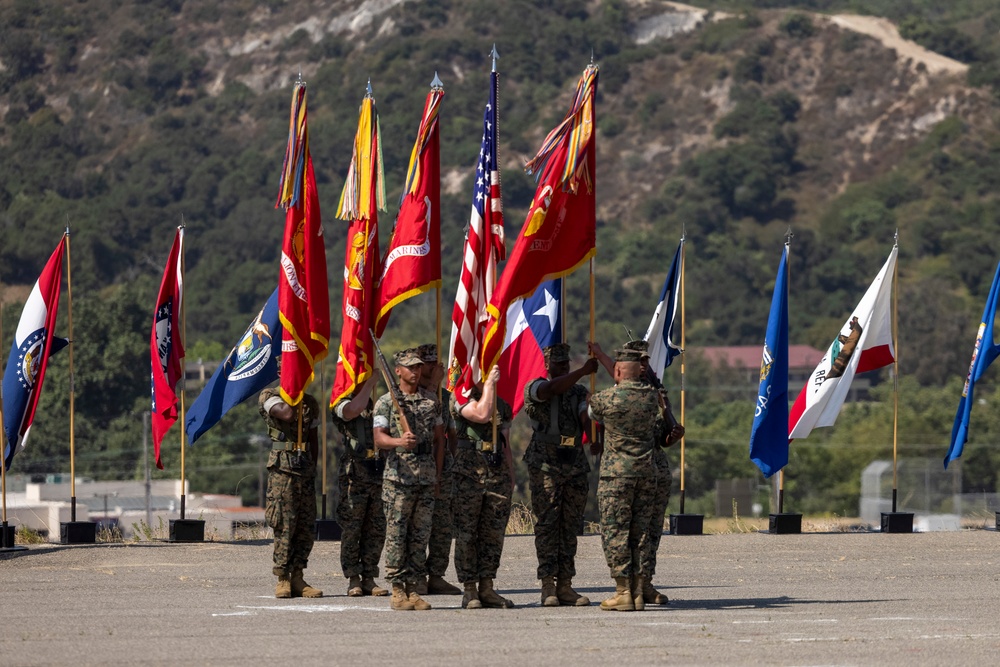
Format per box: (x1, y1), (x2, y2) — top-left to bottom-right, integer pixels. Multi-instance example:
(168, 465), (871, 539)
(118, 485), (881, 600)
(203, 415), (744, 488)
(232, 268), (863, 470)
(788, 247), (897, 440)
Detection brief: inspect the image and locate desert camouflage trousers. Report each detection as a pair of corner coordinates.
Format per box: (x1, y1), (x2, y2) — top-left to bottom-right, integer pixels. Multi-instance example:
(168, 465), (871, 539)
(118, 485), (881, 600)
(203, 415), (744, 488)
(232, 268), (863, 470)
(265, 469), (316, 577)
(528, 466), (589, 580)
(427, 470), (455, 577)
(598, 475), (657, 578)
(453, 469), (512, 583)
(336, 471), (386, 579)
(382, 479), (435, 585)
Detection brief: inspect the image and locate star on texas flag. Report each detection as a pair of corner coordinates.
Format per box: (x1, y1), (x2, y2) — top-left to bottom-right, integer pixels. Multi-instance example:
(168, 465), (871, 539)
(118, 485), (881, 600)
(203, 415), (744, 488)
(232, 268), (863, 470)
(496, 278), (562, 415)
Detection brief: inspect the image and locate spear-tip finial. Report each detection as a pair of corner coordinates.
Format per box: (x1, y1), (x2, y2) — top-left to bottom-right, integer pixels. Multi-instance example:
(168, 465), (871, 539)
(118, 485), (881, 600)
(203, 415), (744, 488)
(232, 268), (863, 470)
(491, 44), (499, 72)
(680, 223), (686, 244)
(430, 71), (443, 90)
(296, 70), (305, 88)
(622, 325), (634, 342)
(894, 227), (899, 247)
(785, 226), (794, 245)
(591, 49), (595, 65)
(366, 78), (373, 98)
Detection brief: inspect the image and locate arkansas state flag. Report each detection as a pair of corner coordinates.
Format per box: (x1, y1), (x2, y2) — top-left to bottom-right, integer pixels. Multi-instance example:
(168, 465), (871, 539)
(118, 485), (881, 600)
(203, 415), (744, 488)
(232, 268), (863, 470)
(276, 82), (330, 407)
(331, 89), (384, 407)
(789, 246), (897, 440)
(481, 64), (598, 374)
(186, 289), (281, 444)
(2, 237), (66, 471)
(945, 260), (1000, 468)
(150, 227), (184, 469)
(374, 85), (443, 337)
(749, 246), (788, 478)
(496, 279), (562, 415)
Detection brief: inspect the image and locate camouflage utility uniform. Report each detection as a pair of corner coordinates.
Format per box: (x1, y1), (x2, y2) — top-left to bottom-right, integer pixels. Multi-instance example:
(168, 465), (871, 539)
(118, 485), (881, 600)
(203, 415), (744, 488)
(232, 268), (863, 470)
(373, 389), (441, 587)
(451, 389), (514, 585)
(332, 395), (386, 586)
(425, 386), (457, 582)
(259, 388), (319, 581)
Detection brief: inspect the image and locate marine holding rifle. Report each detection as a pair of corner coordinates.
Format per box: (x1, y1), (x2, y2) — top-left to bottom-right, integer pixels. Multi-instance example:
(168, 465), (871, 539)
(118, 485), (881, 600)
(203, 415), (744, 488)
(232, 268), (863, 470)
(372, 347), (445, 611)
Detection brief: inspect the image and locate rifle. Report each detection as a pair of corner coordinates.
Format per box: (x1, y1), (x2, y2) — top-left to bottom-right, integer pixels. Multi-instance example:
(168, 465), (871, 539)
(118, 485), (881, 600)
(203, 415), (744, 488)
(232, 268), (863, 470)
(369, 329), (412, 435)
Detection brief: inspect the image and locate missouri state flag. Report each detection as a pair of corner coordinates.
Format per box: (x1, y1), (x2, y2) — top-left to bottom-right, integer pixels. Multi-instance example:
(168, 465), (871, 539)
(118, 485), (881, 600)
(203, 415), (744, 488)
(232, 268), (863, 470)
(789, 246), (897, 440)
(749, 246), (788, 478)
(945, 260), (1000, 468)
(375, 82), (443, 337)
(495, 278), (562, 415)
(2, 236), (67, 471)
(150, 227), (184, 469)
(185, 289), (281, 444)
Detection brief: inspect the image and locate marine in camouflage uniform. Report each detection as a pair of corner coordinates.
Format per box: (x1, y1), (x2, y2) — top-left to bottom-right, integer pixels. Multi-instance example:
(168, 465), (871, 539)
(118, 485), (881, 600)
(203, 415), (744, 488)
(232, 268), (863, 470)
(451, 366), (516, 609)
(259, 387), (322, 599)
(587, 346), (665, 612)
(373, 348), (444, 611)
(331, 376), (388, 597)
(416, 343), (462, 596)
(523, 343), (599, 607)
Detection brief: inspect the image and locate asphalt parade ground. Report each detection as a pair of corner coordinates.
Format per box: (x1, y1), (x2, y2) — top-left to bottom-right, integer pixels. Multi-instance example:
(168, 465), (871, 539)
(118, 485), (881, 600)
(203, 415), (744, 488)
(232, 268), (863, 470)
(1, 530), (999, 666)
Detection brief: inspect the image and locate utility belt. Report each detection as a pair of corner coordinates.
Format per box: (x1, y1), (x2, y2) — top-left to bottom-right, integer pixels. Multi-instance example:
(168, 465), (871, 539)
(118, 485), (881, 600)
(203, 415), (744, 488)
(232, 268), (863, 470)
(457, 438), (504, 468)
(346, 442), (385, 476)
(396, 442), (432, 456)
(270, 448), (312, 471)
(533, 432), (581, 463)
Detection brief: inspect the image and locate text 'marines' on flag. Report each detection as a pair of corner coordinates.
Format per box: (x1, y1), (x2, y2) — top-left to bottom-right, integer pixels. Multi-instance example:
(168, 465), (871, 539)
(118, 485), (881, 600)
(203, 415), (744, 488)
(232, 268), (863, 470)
(150, 227), (184, 470)
(496, 278), (562, 416)
(275, 81), (329, 407)
(185, 289), (281, 444)
(788, 246), (897, 440)
(749, 246), (789, 478)
(330, 86), (385, 407)
(643, 238), (683, 380)
(945, 260), (1000, 469)
(480, 64), (598, 377)
(374, 81), (443, 337)
(447, 67), (505, 400)
(2, 237), (66, 471)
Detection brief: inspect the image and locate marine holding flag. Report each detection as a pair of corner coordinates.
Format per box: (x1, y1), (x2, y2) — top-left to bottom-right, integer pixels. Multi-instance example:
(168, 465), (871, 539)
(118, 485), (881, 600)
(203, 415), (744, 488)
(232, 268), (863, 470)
(480, 64), (598, 376)
(2, 237), (66, 471)
(150, 228), (184, 470)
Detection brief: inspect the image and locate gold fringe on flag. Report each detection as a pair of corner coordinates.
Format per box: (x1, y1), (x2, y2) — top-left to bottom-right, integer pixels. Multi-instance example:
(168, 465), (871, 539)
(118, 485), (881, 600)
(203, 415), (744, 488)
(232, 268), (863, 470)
(275, 82), (309, 211)
(403, 89), (443, 197)
(337, 91), (386, 221)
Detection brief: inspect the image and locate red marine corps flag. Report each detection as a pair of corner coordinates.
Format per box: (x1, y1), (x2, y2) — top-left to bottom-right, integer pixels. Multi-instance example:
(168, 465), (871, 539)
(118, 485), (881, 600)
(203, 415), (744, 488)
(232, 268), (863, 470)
(150, 227), (184, 469)
(330, 83), (386, 407)
(374, 77), (443, 337)
(480, 63), (598, 374)
(275, 80), (330, 407)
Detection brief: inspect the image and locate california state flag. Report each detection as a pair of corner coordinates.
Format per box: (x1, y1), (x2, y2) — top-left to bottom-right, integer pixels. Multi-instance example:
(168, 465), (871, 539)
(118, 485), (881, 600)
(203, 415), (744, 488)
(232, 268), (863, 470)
(788, 246), (897, 440)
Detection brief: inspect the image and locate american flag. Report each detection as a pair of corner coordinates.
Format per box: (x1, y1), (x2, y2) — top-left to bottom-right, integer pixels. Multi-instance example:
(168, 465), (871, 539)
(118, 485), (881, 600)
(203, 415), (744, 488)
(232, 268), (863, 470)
(447, 69), (505, 400)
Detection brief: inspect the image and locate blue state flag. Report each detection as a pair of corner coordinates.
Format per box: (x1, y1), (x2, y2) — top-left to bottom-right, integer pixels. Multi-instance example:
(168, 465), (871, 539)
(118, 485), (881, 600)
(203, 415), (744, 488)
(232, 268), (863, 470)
(749, 246), (789, 478)
(945, 261), (1000, 469)
(643, 239), (683, 381)
(185, 289), (282, 444)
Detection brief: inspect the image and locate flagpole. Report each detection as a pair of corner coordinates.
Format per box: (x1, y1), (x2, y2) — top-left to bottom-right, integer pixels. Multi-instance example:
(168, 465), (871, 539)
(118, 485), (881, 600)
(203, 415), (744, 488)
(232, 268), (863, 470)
(589, 258), (596, 443)
(891, 231), (900, 513)
(777, 229), (793, 515)
(1, 303), (8, 546)
(64, 227), (79, 522)
(436, 286), (442, 404)
(178, 224), (187, 520)
(320, 359), (328, 519)
(678, 232), (687, 514)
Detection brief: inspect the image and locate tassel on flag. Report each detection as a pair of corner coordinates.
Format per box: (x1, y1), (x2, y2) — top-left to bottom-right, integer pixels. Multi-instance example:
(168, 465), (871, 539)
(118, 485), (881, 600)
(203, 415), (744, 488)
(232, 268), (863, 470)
(2, 238), (67, 471)
(945, 260), (1000, 468)
(330, 85), (385, 407)
(447, 66), (505, 400)
(480, 63), (599, 376)
(788, 247), (897, 440)
(643, 239), (684, 380)
(374, 80), (443, 337)
(150, 228), (184, 469)
(276, 81), (330, 407)
(749, 246), (789, 478)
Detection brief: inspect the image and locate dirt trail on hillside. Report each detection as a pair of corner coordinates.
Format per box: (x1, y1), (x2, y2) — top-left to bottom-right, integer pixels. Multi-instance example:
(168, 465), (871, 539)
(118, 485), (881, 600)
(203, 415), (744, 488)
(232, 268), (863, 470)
(826, 15), (967, 76)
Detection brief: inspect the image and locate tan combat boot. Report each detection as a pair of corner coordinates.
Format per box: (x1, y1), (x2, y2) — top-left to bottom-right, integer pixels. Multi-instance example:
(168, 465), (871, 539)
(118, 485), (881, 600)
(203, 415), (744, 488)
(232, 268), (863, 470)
(361, 576), (388, 596)
(405, 582), (432, 611)
(290, 569), (322, 598)
(427, 575), (462, 595)
(390, 583), (415, 610)
(275, 573), (292, 599)
(643, 579), (669, 605)
(478, 578), (515, 609)
(415, 575), (429, 596)
(631, 575), (646, 612)
(556, 578), (590, 606)
(347, 574), (363, 597)
(462, 581), (483, 609)
(540, 576), (559, 607)
(600, 576), (635, 612)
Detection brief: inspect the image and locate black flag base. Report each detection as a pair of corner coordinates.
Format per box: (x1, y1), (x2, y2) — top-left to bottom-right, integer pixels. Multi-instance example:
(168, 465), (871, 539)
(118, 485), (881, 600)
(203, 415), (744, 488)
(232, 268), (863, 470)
(669, 514), (704, 535)
(315, 519), (341, 541)
(169, 519), (205, 542)
(1, 522), (26, 551)
(60, 521), (97, 544)
(769, 513), (802, 534)
(995, 511), (999, 531)
(880, 512), (914, 533)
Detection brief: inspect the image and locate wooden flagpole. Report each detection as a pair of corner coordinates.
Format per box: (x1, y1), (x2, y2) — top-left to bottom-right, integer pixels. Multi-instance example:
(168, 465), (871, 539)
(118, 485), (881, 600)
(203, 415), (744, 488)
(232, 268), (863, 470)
(892, 231), (900, 512)
(320, 359), (328, 519)
(678, 232), (687, 513)
(178, 225), (187, 520)
(65, 228), (78, 522)
(1, 302), (8, 545)
(589, 258), (596, 443)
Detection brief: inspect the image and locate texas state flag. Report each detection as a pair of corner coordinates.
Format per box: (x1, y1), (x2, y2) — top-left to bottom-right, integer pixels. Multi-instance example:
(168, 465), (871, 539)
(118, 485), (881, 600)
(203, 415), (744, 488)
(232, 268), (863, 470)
(496, 278), (562, 416)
